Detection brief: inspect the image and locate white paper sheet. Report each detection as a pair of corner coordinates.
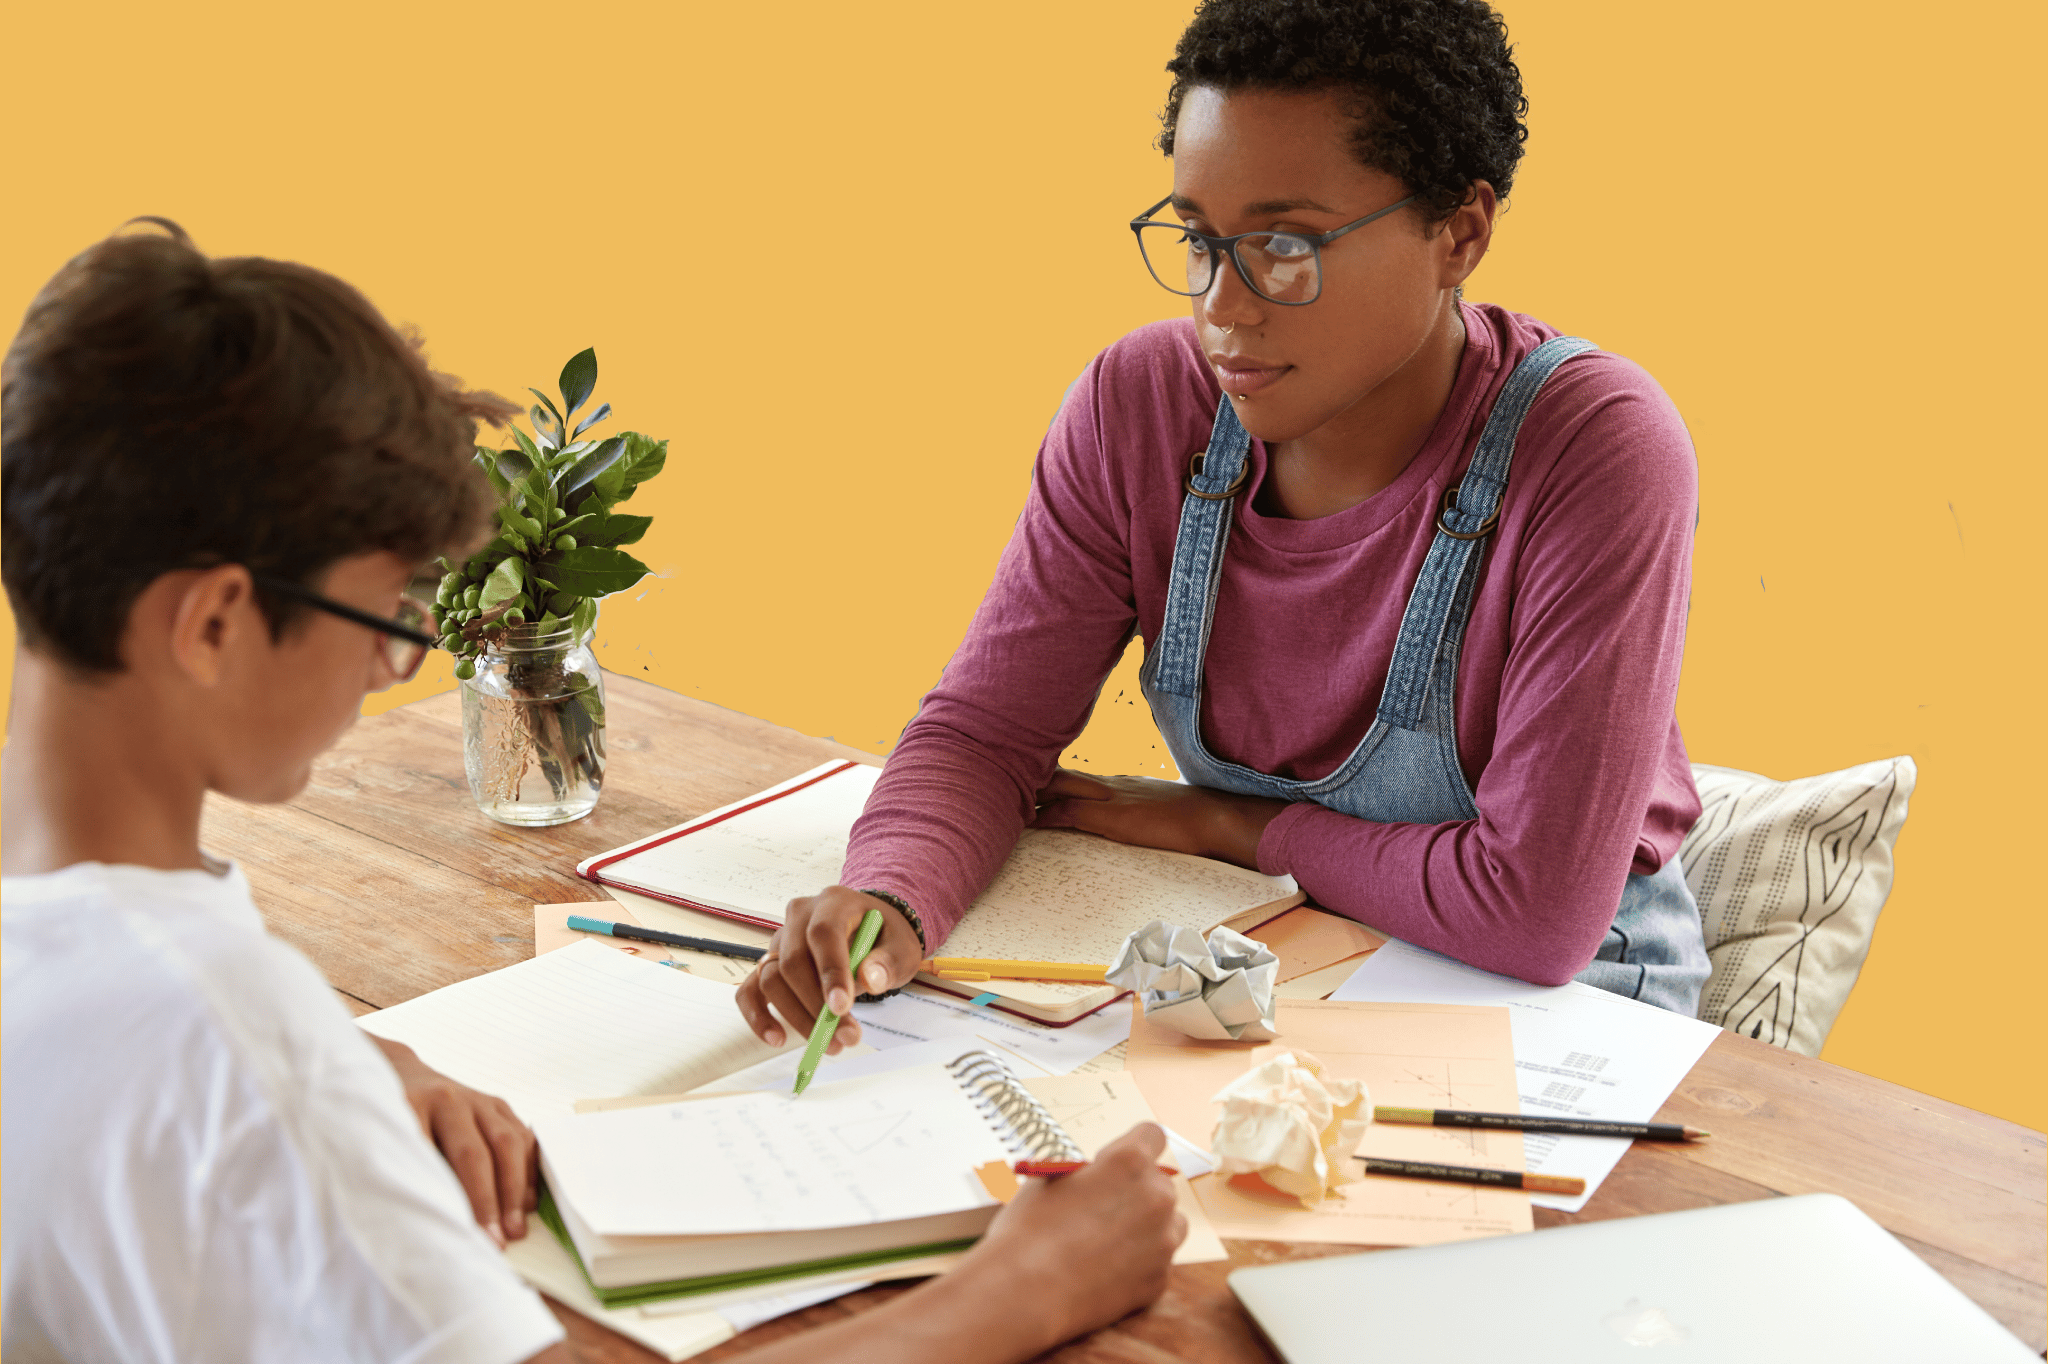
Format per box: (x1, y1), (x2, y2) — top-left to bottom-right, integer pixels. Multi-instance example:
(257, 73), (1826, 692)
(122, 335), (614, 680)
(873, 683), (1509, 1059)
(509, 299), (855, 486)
(359, 940), (794, 1125)
(850, 985), (1131, 1074)
(534, 1063), (1010, 1236)
(1330, 938), (1721, 1211)
(692, 1037), (1036, 1095)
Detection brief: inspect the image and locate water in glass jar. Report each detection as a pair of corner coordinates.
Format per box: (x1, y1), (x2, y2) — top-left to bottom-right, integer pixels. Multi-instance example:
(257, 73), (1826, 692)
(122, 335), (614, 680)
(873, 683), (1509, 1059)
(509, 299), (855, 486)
(462, 687), (605, 826)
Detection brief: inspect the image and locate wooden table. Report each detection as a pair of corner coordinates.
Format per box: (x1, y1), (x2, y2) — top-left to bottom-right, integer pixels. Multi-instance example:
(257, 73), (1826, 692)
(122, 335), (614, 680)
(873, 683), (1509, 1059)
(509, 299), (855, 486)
(200, 674), (2048, 1360)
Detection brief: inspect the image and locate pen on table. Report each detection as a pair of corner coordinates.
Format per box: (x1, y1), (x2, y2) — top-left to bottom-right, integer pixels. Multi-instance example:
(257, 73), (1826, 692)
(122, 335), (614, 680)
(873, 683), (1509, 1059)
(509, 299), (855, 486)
(1373, 1106), (1710, 1142)
(565, 914), (767, 962)
(1353, 1155), (1586, 1196)
(793, 907), (884, 1097)
(921, 957), (1109, 983)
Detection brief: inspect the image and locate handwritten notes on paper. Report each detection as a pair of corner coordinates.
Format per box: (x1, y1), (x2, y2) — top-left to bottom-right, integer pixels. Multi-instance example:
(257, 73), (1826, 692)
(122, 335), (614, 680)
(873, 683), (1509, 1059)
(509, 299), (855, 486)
(358, 940), (790, 1125)
(533, 1063), (1010, 1236)
(585, 762), (1302, 962)
(1126, 998), (1533, 1246)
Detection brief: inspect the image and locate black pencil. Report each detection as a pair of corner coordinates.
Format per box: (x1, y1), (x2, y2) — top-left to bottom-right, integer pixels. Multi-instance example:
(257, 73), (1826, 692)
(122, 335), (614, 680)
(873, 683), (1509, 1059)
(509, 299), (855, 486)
(565, 914), (767, 962)
(1355, 1156), (1586, 1196)
(1374, 1105), (1709, 1142)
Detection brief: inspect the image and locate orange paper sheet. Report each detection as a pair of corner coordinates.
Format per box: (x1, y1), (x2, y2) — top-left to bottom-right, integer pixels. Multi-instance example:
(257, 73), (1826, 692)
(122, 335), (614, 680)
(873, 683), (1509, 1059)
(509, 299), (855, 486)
(1243, 907), (1385, 983)
(1126, 998), (1533, 1247)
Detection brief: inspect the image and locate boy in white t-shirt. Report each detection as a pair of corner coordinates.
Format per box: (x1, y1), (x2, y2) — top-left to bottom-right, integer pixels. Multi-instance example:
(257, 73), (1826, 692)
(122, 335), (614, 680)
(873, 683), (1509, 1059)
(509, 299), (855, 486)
(0, 222), (1183, 1364)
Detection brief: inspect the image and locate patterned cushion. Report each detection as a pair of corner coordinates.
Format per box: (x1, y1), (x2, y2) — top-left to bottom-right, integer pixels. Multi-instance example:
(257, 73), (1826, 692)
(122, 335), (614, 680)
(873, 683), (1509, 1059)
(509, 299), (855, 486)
(1681, 757), (1916, 1056)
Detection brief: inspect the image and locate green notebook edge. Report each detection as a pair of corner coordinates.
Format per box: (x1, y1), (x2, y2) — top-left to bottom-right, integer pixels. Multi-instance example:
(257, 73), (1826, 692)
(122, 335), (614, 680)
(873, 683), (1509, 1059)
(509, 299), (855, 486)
(534, 1180), (981, 1311)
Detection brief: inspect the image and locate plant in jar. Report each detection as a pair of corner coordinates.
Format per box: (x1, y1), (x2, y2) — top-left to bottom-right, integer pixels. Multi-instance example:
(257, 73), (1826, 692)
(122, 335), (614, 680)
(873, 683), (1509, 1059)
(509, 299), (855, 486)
(432, 348), (665, 824)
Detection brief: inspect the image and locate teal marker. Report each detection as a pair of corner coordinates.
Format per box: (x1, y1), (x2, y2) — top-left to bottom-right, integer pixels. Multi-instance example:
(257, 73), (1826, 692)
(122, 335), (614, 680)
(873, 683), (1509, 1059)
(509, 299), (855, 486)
(793, 907), (884, 1097)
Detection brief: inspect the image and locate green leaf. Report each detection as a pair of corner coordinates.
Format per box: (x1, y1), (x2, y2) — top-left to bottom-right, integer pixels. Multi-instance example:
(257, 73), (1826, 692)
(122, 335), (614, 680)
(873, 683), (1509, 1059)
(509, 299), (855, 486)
(494, 449), (530, 486)
(475, 449), (511, 497)
(509, 427), (546, 467)
(616, 433), (667, 490)
(529, 404), (562, 448)
(519, 468), (554, 514)
(570, 402), (612, 439)
(558, 348), (598, 417)
(583, 512), (653, 546)
(549, 545), (648, 598)
(557, 435), (628, 496)
(478, 556), (526, 610)
(569, 596), (598, 640)
(527, 388), (564, 428)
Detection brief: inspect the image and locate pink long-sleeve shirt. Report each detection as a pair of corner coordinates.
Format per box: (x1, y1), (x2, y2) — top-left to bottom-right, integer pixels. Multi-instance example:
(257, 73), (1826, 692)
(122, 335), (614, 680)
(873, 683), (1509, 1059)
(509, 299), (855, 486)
(842, 304), (1701, 986)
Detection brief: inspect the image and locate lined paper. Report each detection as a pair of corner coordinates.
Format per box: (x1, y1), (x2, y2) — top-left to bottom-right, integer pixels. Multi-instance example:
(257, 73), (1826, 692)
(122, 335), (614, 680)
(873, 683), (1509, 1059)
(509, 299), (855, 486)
(534, 1063), (1009, 1235)
(358, 940), (789, 1124)
(591, 761), (1302, 961)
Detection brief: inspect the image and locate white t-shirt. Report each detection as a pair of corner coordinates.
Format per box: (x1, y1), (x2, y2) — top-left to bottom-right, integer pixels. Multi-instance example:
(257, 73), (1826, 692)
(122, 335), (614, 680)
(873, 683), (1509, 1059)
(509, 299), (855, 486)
(1, 861), (565, 1364)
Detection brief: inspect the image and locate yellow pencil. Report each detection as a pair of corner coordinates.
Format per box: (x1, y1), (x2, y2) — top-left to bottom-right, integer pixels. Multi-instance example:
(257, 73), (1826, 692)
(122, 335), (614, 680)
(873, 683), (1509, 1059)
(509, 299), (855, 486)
(921, 957), (1109, 983)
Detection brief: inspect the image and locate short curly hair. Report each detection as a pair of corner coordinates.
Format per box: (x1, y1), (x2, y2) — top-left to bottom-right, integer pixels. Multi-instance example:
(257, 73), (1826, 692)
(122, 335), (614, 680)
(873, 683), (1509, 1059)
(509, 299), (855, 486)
(1159, 0), (1528, 228)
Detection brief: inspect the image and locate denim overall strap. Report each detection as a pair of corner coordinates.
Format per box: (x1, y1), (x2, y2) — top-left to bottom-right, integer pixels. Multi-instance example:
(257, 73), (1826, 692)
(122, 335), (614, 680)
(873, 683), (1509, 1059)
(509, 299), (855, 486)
(1375, 335), (1599, 730)
(1148, 394), (1256, 700)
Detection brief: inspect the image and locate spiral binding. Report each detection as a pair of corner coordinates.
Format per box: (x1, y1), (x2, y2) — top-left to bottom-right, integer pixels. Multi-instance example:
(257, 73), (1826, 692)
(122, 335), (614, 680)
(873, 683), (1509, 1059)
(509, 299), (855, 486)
(945, 1050), (1085, 1162)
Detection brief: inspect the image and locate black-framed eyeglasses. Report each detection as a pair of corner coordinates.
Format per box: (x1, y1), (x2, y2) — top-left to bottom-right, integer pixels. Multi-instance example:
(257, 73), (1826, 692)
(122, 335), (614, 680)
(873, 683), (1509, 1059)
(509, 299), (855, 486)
(1129, 193), (1417, 306)
(252, 573), (438, 683)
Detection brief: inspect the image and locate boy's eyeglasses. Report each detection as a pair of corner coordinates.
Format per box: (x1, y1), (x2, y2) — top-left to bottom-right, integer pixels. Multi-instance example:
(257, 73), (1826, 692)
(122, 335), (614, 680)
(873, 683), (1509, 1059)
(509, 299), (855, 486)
(251, 573), (438, 682)
(1128, 193), (1417, 305)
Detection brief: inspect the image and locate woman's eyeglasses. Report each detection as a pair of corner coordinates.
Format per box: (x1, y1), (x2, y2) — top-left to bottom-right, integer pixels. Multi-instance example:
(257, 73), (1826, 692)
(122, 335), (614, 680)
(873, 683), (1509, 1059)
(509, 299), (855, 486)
(251, 573), (438, 682)
(1129, 193), (1416, 306)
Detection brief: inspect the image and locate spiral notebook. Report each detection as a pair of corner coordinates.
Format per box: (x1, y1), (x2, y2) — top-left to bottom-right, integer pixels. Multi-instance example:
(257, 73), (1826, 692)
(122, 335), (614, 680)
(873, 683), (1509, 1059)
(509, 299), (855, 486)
(533, 1050), (1086, 1305)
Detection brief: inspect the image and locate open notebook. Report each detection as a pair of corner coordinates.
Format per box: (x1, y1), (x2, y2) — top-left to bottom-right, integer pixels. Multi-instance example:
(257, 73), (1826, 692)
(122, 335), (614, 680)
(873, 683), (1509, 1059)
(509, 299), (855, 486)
(533, 1050), (1086, 1306)
(577, 761), (1305, 1023)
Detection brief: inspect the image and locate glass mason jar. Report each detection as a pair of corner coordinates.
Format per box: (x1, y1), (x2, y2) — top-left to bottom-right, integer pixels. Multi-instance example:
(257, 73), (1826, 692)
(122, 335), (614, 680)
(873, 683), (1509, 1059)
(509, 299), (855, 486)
(460, 621), (606, 826)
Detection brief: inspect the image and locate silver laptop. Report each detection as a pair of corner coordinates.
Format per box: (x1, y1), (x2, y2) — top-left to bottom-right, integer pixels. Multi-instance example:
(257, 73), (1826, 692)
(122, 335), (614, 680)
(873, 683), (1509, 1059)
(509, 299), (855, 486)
(1229, 1194), (2035, 1362)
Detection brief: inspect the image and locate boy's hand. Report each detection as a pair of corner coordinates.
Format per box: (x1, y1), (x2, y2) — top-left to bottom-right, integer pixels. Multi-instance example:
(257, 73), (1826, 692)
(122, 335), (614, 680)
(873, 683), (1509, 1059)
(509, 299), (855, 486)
(735, 886), (924, 1049)
(371, 1037), (537, 1247)
(954, 1123), (1186, 1351)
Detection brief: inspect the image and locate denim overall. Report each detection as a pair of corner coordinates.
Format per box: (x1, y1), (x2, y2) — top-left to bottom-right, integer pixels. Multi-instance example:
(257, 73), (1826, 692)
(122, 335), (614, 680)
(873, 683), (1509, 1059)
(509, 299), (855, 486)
(1138, 337), (1709, 1015)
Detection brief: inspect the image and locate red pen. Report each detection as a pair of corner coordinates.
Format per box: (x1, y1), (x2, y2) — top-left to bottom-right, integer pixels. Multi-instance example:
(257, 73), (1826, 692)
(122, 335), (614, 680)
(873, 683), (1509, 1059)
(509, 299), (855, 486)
(1013, 1160), (1179, 1178)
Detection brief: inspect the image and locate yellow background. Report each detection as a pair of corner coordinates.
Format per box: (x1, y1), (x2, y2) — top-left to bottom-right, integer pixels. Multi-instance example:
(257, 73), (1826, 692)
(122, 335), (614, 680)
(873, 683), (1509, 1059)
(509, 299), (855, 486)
(3, 1), (2041, 1128)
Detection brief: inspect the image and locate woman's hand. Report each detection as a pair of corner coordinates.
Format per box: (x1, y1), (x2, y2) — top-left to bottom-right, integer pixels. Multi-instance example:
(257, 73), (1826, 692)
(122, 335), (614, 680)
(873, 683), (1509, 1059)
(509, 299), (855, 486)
(371, 1036), (536, 1247)
(1031, 768), (1288, 869)
(734, 886), (925, 1049)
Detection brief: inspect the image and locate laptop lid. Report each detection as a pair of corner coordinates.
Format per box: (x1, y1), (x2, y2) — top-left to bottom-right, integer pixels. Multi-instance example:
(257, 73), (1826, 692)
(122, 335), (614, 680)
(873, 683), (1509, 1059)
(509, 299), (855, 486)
(1228, 1194), (2034, 1363)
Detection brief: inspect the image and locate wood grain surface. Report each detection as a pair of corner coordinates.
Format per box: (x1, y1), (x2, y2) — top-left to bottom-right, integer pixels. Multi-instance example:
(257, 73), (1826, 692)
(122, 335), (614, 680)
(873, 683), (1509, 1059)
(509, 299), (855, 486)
(200, 674), (2048, 1361)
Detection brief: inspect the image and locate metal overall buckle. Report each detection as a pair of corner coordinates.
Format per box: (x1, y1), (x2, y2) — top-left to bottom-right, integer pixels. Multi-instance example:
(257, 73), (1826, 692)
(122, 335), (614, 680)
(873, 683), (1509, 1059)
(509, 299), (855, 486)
(1436, 484), (1499, 540)
(1185, 449), (1249, 501)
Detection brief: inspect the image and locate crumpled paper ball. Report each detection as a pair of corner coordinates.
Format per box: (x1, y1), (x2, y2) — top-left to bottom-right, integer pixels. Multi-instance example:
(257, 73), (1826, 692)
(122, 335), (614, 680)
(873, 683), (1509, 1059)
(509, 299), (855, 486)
(1209, 1049), (1371, 1207)
(1107, 920), (1279, 1041)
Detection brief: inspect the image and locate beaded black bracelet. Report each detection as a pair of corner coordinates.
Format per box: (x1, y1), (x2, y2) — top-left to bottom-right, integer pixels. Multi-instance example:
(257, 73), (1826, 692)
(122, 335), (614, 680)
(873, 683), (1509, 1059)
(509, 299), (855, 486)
(854, 888), (925, 1003)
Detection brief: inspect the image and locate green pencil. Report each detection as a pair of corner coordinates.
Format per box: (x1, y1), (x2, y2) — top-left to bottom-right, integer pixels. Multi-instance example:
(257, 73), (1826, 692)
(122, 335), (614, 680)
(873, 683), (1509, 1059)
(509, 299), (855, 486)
(792, 907), (884, 1097)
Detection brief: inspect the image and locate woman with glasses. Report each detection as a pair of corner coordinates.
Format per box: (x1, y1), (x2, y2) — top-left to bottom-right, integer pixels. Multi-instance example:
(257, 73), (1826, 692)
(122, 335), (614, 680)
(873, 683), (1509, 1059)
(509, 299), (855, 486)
(739, 0), (1710, 1053)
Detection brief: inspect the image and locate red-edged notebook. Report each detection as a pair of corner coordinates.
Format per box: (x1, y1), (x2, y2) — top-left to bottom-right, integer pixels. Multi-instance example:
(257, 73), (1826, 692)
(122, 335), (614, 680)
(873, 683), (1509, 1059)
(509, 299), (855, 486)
(578, 762), (1304, 1025)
